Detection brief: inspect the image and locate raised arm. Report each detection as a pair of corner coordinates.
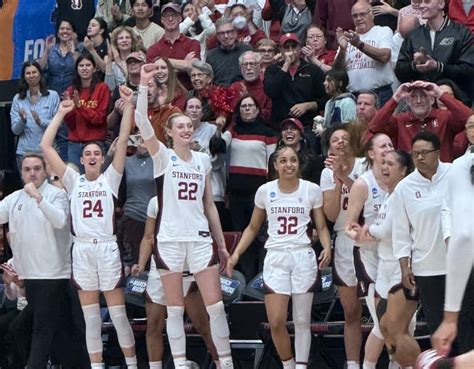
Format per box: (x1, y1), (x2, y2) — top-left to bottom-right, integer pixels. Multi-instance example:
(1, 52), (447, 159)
(135, 64), (162, 156)
(40, 100), (75, 178)
(111, 85), (135, 175)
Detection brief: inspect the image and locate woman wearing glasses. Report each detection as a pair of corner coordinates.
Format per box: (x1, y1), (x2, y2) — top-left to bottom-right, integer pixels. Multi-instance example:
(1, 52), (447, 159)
(301, 25), (335, 73)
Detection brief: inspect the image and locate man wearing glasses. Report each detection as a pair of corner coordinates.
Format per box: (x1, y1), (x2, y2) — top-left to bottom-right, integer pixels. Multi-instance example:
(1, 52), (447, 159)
(333, 1), (395, 106)
(146, 3), (201, 88)
(365, 80), (471, 162)
(206, 17), (252, 86)
(391, 131), (451, 365)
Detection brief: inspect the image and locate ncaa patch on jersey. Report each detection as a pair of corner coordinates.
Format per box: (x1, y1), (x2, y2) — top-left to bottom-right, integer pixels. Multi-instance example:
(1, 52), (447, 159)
(171, 155), (177, 161)
(270, 192), (276, 198)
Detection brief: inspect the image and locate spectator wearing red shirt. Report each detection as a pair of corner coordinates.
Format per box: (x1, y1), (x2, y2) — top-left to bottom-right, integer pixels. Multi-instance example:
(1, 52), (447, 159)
(206, 4), (266, 50)
(146, 3), (200, 89)
(365, 81), (471, 162)
(448, 0), (474, 33)
(64, 54), (111, 172)
(316, 0), (356, 49)
(301, 24), (336, 73)
(230, 51), (273, 126)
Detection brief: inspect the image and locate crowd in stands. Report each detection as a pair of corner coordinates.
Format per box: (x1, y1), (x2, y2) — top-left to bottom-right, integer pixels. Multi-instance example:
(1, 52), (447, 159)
(1, 0), (474, 368)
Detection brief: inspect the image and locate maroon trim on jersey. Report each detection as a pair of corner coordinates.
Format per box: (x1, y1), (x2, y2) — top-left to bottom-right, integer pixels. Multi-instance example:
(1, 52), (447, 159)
(112, 196), (117, 236)
(331, 237), (349, 287)
(263, 282), (277, 295)
(229, 166), (267, 176)
(353, 246), (374, 298)
(112, 267), (125, 290)
(152, 175), (170, 271)
(306, 261), (320, 293)
(389, 283), (419, 301)
(207, 246), (219, 268)
(70, 212), (76, 236)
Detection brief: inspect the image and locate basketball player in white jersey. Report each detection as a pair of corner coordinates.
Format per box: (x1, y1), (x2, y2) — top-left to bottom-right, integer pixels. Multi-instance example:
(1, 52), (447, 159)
(227, 145), (332, 369)
(320, 125), (367, 369)
(346, 133), (393, 369)
(40, 86), (137, 369)
(132, 196), (220, 369)
(416, 117), (474, 369)
(353, 150), (416, 368)
(134, 64), (233, 369)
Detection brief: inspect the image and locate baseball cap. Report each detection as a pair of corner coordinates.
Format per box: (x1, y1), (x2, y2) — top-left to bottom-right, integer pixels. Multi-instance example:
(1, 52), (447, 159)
(161, 3), (181, 14)
(280, 118), (304, 133)
(126, 51), (146, 63)
(279, 33), (300, 47)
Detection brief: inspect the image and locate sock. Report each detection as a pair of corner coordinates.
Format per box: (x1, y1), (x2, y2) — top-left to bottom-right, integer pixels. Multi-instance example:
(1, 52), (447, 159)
(91, 364), (105, 369)
(347, 361), (360, 369)
(282, 358), (295, 369)
(295, 363), (307, 369)
(149, 361), (163, 369)
(362, 361), (376, 369)
(174, 357), (187, 369)
(219, 356), (233, 369)
(125, 356), (137, 369)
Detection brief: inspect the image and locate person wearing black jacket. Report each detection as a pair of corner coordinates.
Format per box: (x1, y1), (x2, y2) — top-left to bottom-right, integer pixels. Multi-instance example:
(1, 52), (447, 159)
(395, 6), (474, 102)
(264, 33), (328, 152)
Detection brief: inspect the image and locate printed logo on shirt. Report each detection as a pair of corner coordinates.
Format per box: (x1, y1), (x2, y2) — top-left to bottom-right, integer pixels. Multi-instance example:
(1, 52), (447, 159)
(439, 37), (454, 46)
(432, 119), (438, 128)
(17, 204), (22, 211)
(372, 187), (378, 198)
(415, 191), (422, 198)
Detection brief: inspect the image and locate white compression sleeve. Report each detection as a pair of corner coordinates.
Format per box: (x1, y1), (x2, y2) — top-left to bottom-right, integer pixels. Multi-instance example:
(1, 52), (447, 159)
(292, 293), (313, 368)
(134, 85), (155, 140)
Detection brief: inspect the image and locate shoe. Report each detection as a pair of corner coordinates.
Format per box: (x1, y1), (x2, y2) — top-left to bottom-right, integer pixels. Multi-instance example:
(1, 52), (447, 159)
(415, 350), (447, 369)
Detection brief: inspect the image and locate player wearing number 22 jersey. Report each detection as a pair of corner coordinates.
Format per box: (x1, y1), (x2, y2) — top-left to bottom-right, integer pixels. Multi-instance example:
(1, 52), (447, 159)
(151, 141), (215, 272)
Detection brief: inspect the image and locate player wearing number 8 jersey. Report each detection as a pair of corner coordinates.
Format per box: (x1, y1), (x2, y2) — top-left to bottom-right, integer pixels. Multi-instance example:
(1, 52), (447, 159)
(40, 86), (137, 369)
(135, 64), (234, 369)
(228, 145), (331, 369)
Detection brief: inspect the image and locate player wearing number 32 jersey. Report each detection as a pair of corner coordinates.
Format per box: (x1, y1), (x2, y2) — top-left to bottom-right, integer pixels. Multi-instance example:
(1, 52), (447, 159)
(228, 145), (331, 369)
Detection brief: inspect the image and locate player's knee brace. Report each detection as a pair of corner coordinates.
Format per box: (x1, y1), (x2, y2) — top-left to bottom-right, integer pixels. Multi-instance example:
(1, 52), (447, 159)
(206, 301), (231, 356)
(109, 305), (135, 349)
(166, 305), (186, 357)
(82, 303), (103, 354)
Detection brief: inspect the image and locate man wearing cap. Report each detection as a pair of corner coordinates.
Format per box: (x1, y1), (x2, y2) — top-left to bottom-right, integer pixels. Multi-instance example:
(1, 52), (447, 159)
(333, 1), (395, 106)
(206, 17), (253, 86)
(264, 33), (327, 148)
(146, 3), (201, 89)
(107, 51), (146, 135)
(131, 0), (164, 49)
(365, 80), (471, 162)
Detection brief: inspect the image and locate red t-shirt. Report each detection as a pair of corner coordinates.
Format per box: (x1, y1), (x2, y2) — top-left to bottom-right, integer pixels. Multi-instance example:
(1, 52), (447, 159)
(64, 82), (110, 142)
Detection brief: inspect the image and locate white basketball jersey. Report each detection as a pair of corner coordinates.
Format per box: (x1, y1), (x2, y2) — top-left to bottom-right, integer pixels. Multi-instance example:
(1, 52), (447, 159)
(355, 169), (387, 250)
(371, 193), (394, 262)
(152, 143), (212, 242)
(320, 157), (366, 232)
(255, 179), (323, 249)
(360, 169), (387, 227)
(62, 166), (122, 239)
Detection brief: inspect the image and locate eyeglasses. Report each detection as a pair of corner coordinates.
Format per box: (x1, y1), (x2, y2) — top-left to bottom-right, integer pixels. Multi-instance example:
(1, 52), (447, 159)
(162, 12), (180, 19)
(190, 72), (207, 79)
(241, 62), (257, 68)
(307, 34), (325, 39)
(217, 30), (236, 37)
(257, 48), (275, 54)
(351, 10), (371, 18)
(411, 148), (438, 158)
(240, 103), (256, 109)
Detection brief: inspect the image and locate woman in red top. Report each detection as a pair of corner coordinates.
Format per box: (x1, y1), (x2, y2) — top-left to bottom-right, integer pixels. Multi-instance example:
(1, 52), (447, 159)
(301, 25), (336, 74)
(65, 53), (110, 172)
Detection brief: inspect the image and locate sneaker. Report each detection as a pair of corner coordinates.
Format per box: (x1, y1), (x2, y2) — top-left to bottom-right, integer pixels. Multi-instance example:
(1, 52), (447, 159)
(415, 350), (447, 369)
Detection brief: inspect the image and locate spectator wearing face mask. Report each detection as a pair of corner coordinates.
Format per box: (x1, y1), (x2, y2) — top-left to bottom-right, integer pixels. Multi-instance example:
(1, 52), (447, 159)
(207, 4), (266, 50)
